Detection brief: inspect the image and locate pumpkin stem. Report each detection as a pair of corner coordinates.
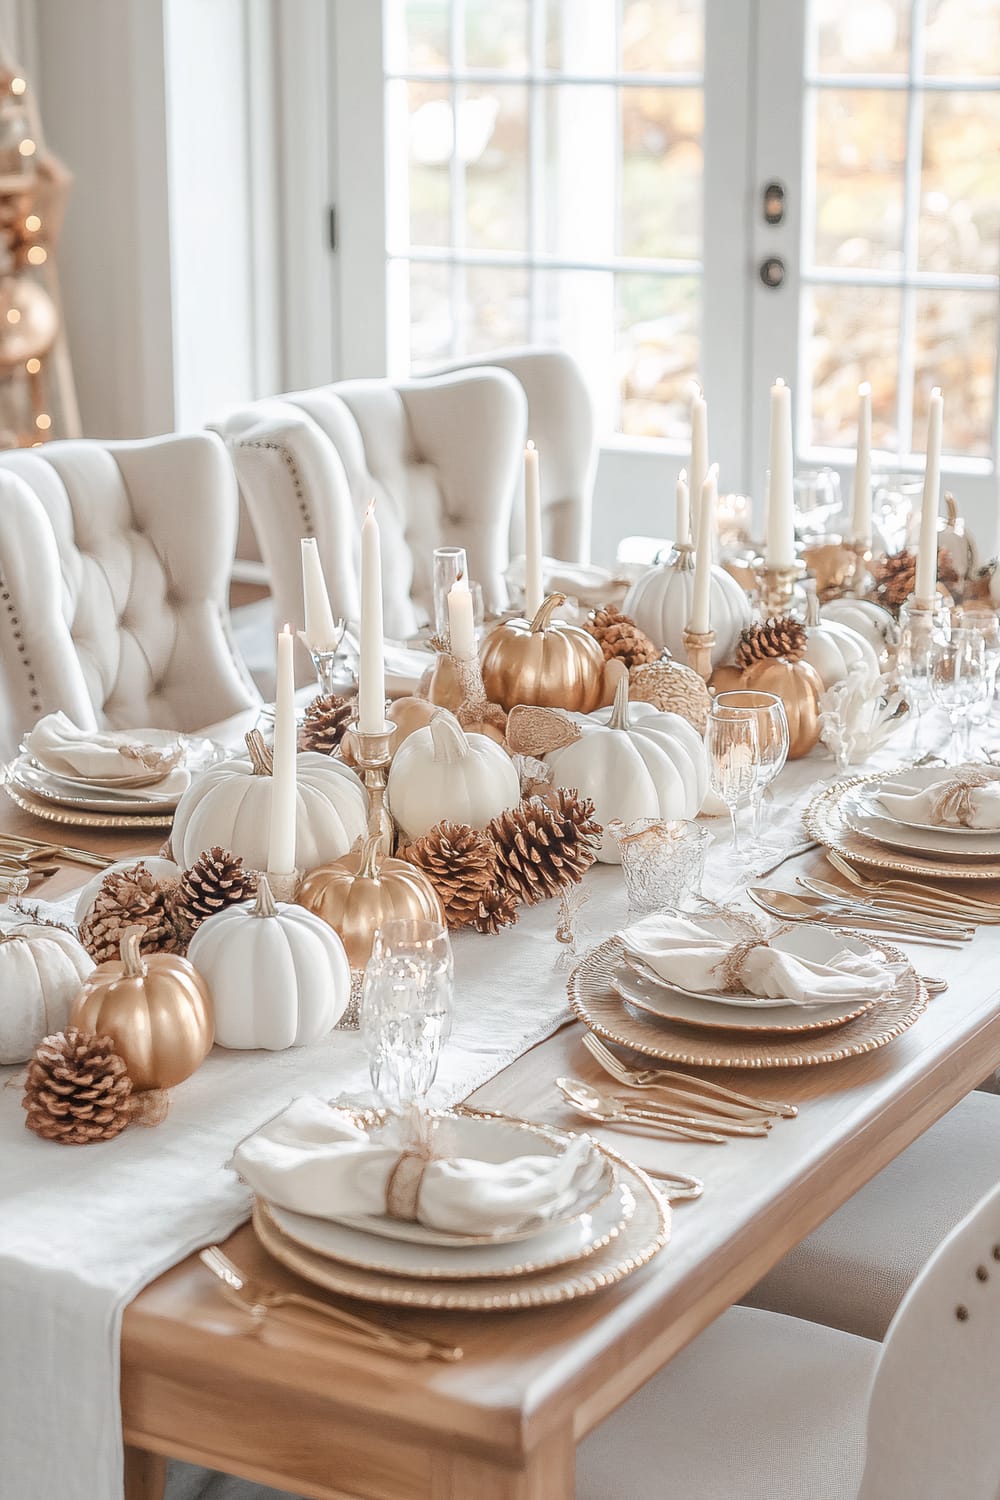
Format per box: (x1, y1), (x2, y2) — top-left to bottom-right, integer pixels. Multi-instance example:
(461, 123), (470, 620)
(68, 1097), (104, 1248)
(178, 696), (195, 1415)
(670, 543), (695, 572)
(804, 585), (820, 628)
(119, 926), (147, 978)
(245, 729), (273, 776)
(428, 708), (471, 763)
(529, 594), (566, 634)
(945, 491), (958, 527)
(253, 876), (278, 918)
(358, 827), (384, 880)
(608, 673), (631, 731)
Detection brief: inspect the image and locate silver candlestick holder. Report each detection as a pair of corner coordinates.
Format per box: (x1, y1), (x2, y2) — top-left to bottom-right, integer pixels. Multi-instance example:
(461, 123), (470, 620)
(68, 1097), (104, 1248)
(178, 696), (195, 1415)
(753, 558), (808, 617)
(343, 716), (397, 857)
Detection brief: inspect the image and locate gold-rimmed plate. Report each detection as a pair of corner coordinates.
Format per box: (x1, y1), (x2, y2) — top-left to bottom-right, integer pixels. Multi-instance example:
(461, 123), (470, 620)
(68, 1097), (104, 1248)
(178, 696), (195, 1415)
(612, 961), (878, 1036)
(2, 780), (175, 829)
(571, 936), (926, 1069)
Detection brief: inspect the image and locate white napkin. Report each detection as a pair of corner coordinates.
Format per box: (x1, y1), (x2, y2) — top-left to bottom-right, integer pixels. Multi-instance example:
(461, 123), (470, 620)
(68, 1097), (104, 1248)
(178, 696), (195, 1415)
(25, 712), (183, 783)
(622, 912), (895, 1005)
(506, 555), (633, 610)
(877, 769), (1000, 830)
(232, 1096), (605, 1236)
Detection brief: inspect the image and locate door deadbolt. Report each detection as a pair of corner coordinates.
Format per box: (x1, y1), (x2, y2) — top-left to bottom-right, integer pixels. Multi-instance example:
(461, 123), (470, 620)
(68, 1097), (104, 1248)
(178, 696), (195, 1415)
(759, 256), (786, 289)
(763, 181), (785, 224)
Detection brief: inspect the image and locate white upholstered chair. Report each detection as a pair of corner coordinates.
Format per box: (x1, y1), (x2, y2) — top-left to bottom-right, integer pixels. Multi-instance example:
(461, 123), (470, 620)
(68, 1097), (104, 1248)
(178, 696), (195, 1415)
(578, 1180), (1000, 1500)
(0, 433), (258, 759)
(214, 367), (526, 670)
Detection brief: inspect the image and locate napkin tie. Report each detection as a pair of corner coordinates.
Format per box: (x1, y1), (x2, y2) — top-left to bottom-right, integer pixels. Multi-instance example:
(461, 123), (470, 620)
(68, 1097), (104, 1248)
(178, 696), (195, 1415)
(711, 935), (772, 993)
(928, 769), (995, 827)
(385, 1143), (435, 1222)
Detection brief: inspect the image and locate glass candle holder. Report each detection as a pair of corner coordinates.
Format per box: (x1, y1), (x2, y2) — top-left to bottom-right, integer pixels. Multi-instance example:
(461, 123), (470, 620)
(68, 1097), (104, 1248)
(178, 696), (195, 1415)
(433, 546), (469, 640)
(608, 818), (712, 924)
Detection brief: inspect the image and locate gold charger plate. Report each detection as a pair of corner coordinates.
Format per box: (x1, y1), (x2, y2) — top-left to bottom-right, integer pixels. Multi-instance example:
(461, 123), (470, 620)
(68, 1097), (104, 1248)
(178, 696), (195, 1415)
(806, 771), (1000, 882)
(3, 781), (174, 830)
(252, 1142), (669, 1311)
(571, 936), (927, 1070)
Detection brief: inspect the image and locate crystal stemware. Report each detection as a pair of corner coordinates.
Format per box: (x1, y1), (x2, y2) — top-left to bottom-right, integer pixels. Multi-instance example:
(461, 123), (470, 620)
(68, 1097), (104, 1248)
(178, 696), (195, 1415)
(432, 546), (469, 640)
(361, 919), (454, 1110)
(713, 691), (789, 850)
(929, 628), (988, 764)
(897, 604), (949, 751)
(957, 607), (1000, 744)
(704, 702), (760, 858)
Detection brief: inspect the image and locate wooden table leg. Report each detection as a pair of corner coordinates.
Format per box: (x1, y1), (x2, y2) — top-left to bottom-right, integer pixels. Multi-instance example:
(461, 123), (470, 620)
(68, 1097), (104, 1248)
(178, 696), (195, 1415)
(431, 1432), (574, 1500)
(124, 1445), (167, 1500)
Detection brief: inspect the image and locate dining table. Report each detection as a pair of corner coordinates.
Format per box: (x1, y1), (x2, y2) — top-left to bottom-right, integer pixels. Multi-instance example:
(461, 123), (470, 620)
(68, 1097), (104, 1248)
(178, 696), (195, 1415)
(4, 698), (1000, 1500)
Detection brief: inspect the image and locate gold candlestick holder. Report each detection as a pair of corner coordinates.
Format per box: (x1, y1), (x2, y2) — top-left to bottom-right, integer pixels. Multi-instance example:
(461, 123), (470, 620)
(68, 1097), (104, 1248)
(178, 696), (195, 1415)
(343, 716), (397, 857)
(682, 626), (716, 682)
(263, 869), (301, 903)
(753, 559), (807, 617)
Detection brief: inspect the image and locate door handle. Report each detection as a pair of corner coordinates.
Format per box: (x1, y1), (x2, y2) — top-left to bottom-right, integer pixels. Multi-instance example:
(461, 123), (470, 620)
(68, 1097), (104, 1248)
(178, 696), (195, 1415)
(759, 256), (786, 289)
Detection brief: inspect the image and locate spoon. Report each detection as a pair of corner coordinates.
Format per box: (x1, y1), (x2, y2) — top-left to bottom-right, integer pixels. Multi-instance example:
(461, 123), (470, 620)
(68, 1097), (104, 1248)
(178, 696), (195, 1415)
(555, 1078), (728, 1144)
(795, 877), (976, 935)
(748, 887), (970, 945)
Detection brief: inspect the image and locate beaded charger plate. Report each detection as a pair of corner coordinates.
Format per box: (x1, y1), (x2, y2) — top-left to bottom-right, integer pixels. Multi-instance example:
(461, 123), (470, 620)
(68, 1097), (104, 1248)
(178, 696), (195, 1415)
(2, 780), (174, 830)
(570, 936), (926, 1069)
(806, 771), (1000, 882)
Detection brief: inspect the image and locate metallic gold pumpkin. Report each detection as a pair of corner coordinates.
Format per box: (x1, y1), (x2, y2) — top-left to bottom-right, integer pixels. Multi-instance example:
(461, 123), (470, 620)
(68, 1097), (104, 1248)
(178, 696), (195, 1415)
(297, 829), (445, 969)
(742, 656), (822, 759)
(387, 695), (438, 745)
(70, 928), (214, 1090)
(479, 593), (605, 713)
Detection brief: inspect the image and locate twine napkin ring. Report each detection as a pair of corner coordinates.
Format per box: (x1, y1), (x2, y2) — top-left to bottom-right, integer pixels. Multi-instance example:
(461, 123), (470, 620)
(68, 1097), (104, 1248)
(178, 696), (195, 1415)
(385, 1141), (436, 1222)
(711, 936), (771, 993)
(929, 769), (995, 827)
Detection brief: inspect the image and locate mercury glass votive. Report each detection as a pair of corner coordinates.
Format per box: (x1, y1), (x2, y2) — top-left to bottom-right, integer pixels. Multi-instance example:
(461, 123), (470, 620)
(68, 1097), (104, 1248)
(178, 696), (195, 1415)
(608, 818), (712, 924)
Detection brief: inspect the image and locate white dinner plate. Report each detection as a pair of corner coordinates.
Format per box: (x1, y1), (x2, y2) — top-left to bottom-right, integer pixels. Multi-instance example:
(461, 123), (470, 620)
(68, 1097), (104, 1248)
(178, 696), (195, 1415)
(844, 787), (1000, 861)
(854, 765), (1000, 839)
(612, 960), (877, 1035)
(7, 757), (192, 813)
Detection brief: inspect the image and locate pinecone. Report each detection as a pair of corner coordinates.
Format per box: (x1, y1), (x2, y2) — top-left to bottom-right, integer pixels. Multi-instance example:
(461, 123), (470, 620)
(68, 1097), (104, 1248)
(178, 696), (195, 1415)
(171, 847), (257, 943)
(734, 615), (807, 669)
(23, 1027), (133, 1144)
(488, 790), (602, 907)
(79, 861), (180, 964)
(473, 883), (519, 935)
(399, 821), (497, 930)
(584, 606), (658, 668)
(299, 693), (355, 755)
(870, 548), (960, 615)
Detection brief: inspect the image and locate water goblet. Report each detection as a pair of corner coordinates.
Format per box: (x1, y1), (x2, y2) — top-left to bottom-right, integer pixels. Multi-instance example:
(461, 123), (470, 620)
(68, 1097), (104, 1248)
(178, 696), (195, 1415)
(930, 628), (988, 764)
(705, 702), (760, 858)
(958, 607), (1000, 744)
(361, 919), (454, 1110)
(713, 691), (789, 850)
(897, 605), (950, 751)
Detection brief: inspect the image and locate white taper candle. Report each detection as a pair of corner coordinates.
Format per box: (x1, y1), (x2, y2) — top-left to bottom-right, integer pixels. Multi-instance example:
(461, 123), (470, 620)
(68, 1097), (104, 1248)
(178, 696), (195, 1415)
(675, 469), (690, 550)
(300, 537), (339, 652)
(358, 501), (386, 734)
(690, 464), (718, 635)
(765, 378), (796, 569)
(915, 388), (943, 604)
(851, 383), (872, 548)
(267, 624), (297, 876)
(524, 441), (544, 616)
(689, 387), (708, 541)
(447, 573), (476, 658)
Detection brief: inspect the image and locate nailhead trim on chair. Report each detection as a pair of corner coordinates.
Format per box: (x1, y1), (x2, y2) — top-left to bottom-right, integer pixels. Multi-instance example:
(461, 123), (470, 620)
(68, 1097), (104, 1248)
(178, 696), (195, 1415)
(0, 565), (40, 714)
(233, 439), (315, 536)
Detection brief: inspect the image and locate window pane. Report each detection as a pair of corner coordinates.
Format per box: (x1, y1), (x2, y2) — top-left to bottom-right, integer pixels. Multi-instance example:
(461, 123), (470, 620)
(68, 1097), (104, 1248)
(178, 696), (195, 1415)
(924, 0), (1000, 77)
(407, 261), (454, 367)
(913, 290), (997, 458)
(807, 285), (901, 450)
(462, 0), (528, 70)
(812, 88), (906, 270)
(812, 0), (910, 74)
(386, 0), (451, 73)
(464, 265), (530, 351)
(616, 274), (700, 439)
(536, 269), (616, 427)
(545, 0), (616, 73)
(621, 0), (703, 74)
(621, 87), (702, 260)
(403, 82), (452, 248)
(540, 85), (616, 258)
(919, 93), (1000, 275)
(461, 84), (528, 250)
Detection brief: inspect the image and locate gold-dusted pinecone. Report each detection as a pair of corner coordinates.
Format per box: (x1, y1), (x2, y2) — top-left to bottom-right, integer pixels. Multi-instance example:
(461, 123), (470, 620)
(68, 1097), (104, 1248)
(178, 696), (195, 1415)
(79, 862), (180, 964)
(23, 1027), (133, 1144)
(734, 615), (807, 669)
(584, 605), (659, 668)
(473, 883), (519, 935)
(298, 693), (355, 755)
(488, 790), (602, 907)
(171, 847), (257, 943)
(398, 821), (497, 929)
(870, 547), (959, 615)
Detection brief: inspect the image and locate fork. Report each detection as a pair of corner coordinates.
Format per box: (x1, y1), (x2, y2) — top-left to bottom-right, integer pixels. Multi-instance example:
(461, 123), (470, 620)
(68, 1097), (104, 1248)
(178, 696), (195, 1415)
(582, 1032), (770, 1122)
(199, 1246), (463, 1362)
(826, 849), (1000, 918)
(582, 1032), (797, 1118)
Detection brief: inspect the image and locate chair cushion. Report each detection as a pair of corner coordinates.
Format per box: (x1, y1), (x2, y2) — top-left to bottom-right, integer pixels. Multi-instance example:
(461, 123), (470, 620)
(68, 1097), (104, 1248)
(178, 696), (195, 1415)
(577, 1305), (876, 1500)
(744, 1090), (1000, 1340)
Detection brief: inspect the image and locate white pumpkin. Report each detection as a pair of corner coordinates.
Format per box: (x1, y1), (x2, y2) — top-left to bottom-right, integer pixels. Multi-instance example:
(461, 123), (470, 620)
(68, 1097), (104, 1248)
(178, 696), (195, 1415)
(74, 857), (180, 925)
(387, 709), (520, 842)
(623, 545), (752, 668)
(820, 599), (898, 664)
(188, 877), (350, 1049)
(0, 923), (95, 1064)
(802, 592), (879, 690)
(171, 733), (368, 871)
(544, 677), (709, 863)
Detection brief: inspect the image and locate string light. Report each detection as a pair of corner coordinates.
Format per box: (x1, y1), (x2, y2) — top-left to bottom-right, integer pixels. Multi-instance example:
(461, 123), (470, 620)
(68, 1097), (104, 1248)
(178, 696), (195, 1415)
(25, 357), (40, 374)
(6, 308), (20, 324)
(26, 245), (45, 265)
(10, 77), (25, 96)
(35, 413), (51, 430)
(18, 138), (35, 157)
(24, 214), (40, 232)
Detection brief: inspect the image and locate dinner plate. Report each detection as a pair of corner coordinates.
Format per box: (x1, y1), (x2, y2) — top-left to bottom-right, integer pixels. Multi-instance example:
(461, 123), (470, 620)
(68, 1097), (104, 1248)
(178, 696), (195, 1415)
(17, 729), (225, 784)
(322, 1110), (616, 1248)
(265, 1177), (635, 1280)
(842, 790), (1000, 862)
(2, 780), (176, 829)
(612, 962), (877, 1036)
(855, 764), (1000, 837)
(7, 757), (192, 814)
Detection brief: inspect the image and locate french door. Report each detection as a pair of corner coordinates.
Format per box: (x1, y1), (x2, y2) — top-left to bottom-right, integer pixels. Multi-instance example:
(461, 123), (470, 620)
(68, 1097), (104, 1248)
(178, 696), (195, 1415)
(330, 0), (1000, 561)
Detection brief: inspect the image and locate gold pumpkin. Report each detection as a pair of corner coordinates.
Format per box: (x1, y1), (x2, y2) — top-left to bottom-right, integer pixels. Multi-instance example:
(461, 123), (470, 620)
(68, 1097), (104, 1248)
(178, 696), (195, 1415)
(341, 696), (438, 766)
(741, 656), (822, 759)
(479, 593), (605, 713)
(298, 829), (444, 969)
(70, 928), (214, 1090)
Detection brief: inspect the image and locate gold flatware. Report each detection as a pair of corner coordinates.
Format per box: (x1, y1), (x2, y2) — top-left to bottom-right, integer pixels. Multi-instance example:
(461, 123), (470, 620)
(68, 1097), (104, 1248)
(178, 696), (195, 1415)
(608, 1090), (771, 1136)
(748, 887), (971, 944)
(0, 834), (112, 870)
(797, 875), (980, 932)
(581, 1032), (778, 1119)
(826, 849), (1000, 918)
(199, 1245), (463, 1362)
(580, 1031), (798, 1116)
(635, 1167), (704, 1200)
(555, 1078), (728, 1143)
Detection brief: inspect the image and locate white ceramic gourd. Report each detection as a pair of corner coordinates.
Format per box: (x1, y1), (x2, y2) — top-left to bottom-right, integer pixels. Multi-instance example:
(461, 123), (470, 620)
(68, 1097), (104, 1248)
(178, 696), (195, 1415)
(819, 599), (898, 664)
(802, 591), (880, 690)
(171, 732), (368, 871)
(0, 923), (95, 1064)
(74, 857), (180, 925)
(387, 708), (520, 842)
(543, 676), (709, 863)
(188, 876), (350, 1048)
(623, 544), (752, 668)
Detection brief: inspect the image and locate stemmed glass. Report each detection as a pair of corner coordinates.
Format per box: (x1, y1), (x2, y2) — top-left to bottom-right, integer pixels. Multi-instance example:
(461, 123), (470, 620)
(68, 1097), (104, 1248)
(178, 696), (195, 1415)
(704, 702), (760, 857)
(958, 607), (1000, 745)
(930, 629), (988, 764)
(361, 919), (454, 1110)
(713, 691), (789, 850)
(897, 603), (950, 751)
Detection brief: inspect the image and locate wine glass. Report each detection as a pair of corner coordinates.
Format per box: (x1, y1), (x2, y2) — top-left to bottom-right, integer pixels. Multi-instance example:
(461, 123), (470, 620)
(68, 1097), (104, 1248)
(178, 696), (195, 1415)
(705, 702), (760, 857)
(897, 608), (949, 751)
(713, 691), (789, 849)
(929, 628), (988, 764)
(361, 919), (454, 1110)
(958, 607), (1000, 743)
(793, 468), (842, 539)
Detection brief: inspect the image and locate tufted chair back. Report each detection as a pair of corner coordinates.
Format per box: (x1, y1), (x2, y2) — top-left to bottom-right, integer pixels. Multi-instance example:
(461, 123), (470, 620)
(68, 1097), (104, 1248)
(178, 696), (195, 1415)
(427, 348), (595, 564)
(214, 367), (526, 669)
(0, 433), (259, 759)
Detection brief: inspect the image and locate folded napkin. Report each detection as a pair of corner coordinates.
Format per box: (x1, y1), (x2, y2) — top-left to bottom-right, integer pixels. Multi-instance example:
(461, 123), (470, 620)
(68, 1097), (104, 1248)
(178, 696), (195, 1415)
(232, 1097), (605, 1236)
(25, 712), (183, 782)
(622, 911), (895, 1005)
(506, 555), (633, 610)
(877, 767), (1000, 830)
